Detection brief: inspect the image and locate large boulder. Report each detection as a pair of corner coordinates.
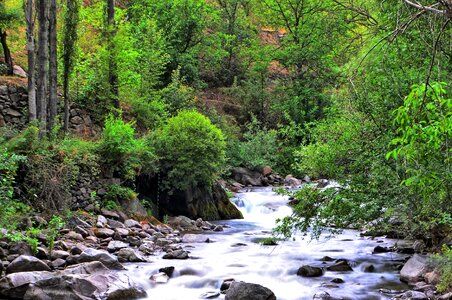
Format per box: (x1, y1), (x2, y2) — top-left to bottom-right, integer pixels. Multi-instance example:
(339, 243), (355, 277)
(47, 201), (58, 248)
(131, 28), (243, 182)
(400, 255), (430, 283)
(78, 248), (124, 270)
(0, 271), (53, 299)
(6, 256), (51, 274)
(297, 265), (323, 277)
(225, 281), (276, 300)
(284, 175), (301, 187)
(231, 168), (263, 186)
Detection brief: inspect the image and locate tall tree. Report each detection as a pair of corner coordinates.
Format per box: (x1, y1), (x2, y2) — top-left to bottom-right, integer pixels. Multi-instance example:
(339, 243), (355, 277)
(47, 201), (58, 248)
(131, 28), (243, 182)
(62, 0), (80, 132)
(0, 2), (20, 75)
(48, 0), (57, 132)
(107, 0), (119, 109)
(24, 0), (36, 121)
(36, 0), (48, 134)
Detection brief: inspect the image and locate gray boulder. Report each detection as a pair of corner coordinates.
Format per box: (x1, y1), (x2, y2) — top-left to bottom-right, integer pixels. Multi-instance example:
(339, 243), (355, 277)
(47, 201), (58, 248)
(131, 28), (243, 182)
(225, 281), (276, 300)
(6, 256), (51, 274)
(0, 271), (53, 299)
(400, 255), (430, 283)
(78, 248), (124, 270)
(117, 248), (146, 263)
(397, 291), (428, 300)
(107, 241), (129, 253)
(182, 234), (210, 243)
(297, 265), (323, 277)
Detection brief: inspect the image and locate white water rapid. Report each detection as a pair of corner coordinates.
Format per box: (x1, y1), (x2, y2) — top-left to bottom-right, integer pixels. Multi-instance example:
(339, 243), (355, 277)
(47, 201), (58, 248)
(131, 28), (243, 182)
(127, 187), (409, 300)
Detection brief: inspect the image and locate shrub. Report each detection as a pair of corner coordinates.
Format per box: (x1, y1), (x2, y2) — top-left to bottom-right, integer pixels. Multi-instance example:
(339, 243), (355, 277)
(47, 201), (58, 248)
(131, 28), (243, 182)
(153, 110), (226, 191)
(104, 184), (137, 202)
(432, 245), (452, 293)
(0, 149), (25, 201)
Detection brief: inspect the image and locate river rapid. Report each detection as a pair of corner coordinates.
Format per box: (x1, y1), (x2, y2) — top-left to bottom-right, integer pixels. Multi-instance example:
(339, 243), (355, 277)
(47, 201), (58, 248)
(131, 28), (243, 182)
(127, 187), (409, 300)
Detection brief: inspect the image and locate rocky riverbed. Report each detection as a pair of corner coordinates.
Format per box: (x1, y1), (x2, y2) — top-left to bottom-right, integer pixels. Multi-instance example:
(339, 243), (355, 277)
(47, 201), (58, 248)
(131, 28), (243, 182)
(0, 188), (450, 300)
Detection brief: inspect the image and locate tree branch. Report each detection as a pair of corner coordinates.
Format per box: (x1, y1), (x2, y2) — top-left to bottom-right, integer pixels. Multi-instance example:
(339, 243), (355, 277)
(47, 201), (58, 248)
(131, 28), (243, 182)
(402, 0), (446, 15)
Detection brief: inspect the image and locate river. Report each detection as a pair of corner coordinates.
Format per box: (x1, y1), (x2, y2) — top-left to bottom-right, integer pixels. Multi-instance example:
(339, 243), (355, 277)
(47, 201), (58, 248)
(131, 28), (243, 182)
(127, 187), (409, 300)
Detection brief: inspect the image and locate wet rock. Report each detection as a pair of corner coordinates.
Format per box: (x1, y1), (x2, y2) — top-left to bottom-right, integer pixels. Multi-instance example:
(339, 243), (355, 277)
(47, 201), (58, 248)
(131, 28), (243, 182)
(107, 241), (129, 253)
(396, 240), (425, 254)
(326, 260), (353, 272)
(400, 255), (429, 283)
(78, 248), (124, 270)
(297, 265), (324, 277)
(284, 175), (301, 187)
(162, 250), (189, 260)
(362, 263), (375, 272)
(423, 270), (441, 285)
(159, 266), (175, 277)
(316, 179), (329, 188)
(6, 256), (51, 274)
(201, 291), (221, 299)
(397, 290), (428, 300)
(220, 278), (235, 292)
(313, 291), (343, 300)
(182, 234), (210, 243)
(150, 272), (169, 283)
(124, 219), (141, 228)
(232, 167), (263, 186)
(225, 281), (276, 300)
(331, 278), (344, 284)
(138, 242), (155, 255)
(213, 225), (224, 232)
(320, 256), (335, 262)
(231, 243), (247, 247)
(373, 245), (391, 253)
(97, 215), (108, 227)
(117, 248), (146, 263)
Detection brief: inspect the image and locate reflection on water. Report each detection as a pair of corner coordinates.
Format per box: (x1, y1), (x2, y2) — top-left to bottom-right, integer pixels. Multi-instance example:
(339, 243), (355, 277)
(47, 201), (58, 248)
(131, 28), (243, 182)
(126, 187), (408, 300)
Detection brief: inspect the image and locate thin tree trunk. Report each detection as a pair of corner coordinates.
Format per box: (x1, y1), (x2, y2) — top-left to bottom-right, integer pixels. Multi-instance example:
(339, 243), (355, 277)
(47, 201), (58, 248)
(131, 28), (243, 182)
(37, 0), (49, 135)
(107, 0), (119, 109)
(48, 0), (57, 133)
(0, 29), (13, 75)
(24, 0), (36, 121)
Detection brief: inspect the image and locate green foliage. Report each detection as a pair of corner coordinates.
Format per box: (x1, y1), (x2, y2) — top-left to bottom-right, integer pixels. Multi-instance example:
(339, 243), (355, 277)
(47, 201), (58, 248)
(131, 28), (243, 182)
(99, 114), (157, 179)
(259, 237), (279, 246)
(0, 149), (25, 201)
(432, 245), (452, 293)
(47, 216), (65, 255)
(160, 68), (196, 115)
(104, 184), (137, 202)
(153, 110), (226, 191)
(0, 201), (31, 231)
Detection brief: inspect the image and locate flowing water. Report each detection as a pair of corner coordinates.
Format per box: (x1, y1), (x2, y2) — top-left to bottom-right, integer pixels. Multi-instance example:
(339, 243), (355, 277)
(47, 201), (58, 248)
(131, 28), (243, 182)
(127, 187), (409, 300)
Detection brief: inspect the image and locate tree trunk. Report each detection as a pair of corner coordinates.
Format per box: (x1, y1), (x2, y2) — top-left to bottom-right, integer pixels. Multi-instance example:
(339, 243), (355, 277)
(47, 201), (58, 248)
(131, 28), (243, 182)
(37, 0), (49, 135)
(48, 0), (57, 133)
(0, 29), (13, 75)
(107, 0), (119, 109)
(24, 0), (36, 121)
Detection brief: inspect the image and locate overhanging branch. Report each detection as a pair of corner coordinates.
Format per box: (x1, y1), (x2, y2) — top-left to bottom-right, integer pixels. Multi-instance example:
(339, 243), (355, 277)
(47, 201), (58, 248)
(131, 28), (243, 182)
(402, 0), (446, 15)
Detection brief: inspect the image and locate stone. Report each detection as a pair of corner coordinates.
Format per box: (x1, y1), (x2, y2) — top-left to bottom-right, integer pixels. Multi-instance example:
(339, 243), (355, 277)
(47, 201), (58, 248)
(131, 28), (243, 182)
(225, 281), (276, 300)
(0, 271), (53, 299)
(5, 108), (21, 117)
(400, 255), (430, 283)
(101, 209), (120, 220)
(331, 278), (344, 284)
(115, 228), (130, 237)
(9, 241), (32, 256)
(398, 291), (428, 300)
(313, 291), (342, 300)
(97, 215), (108, 227)
(213, 225), (224, 232)
(50, 258), (66, 269)
(326, 260), (353, 272)
(50, 250), (70, 261)
(317, 179), (329, 188)
(107, 241), (129, 253)
(200, 291), (221, 299)
(284, 175), (301, 187)
(232, 167), (263, 186)
(108, 219), (125, 229)
(182, 234), (210, 243)
(303, 175), (311, 183)
(423, 271), (441, 285)
(94, 228), (115, 238)
(262, 166), (272, 176)
(159, 266), (175, 277)
(297, 265), (323, 277)
(117, 248), (146, 263)
(150, 272), (169, 283)
(70, 116), (83, 125)
(78, 248), (124, 270)
(438, 293), (452, 300)
(31, 216), (47, 227)
(362, 263), (375, 272)
(13, 65), (27, 78)
(220, 278), (235, 292)
(124, 219), (141, 228)
(373, 245), (391, 253)
(162, 250), (189, 260)
(6, 256), (51, 274)
(396, 240), (425, 254)
(65, 231), (84, 241)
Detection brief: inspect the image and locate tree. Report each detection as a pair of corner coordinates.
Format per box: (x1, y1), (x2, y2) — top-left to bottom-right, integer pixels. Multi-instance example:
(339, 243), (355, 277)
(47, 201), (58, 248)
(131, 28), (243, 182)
(24, 0), (36, 121)
(0, 2), (20, 75)
(106, 0), (119, 109)
(36, 0), (49, 135)
(48, 0), (57, 132)
(62, 0), (80, 132)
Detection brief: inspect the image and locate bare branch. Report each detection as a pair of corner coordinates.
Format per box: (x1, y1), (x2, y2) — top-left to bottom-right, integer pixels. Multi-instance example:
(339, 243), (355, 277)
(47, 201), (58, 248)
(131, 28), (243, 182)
(402, 0), (446, 15)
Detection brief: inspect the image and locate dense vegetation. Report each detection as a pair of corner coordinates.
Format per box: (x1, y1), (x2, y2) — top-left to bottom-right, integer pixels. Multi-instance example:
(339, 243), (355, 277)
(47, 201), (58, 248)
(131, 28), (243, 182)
(0, 0), (450, 265)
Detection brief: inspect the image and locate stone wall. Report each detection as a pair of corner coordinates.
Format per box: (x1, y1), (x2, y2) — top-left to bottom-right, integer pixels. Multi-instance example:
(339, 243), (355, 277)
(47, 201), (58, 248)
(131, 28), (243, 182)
(0, 85), (28, 127)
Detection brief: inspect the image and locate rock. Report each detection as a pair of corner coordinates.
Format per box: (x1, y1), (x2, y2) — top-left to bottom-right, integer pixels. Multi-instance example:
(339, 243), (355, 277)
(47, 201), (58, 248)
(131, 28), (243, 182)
(262, 166), (272, 176)
(31, 216), (47, 227)
(9, 241), (32, 256)
(438, 293), (452, 300)
(63, 261), (109, 275)
(119, 198), (148, 220)
(313, 291), (343, 300)
(220, 278), (235, 292)
(115, 228), (130, 237)
(182, 234), (210, 243)
(317, 179), (329, 188)
(297, 265), (323, 277)
(303, 175), (311, 183)
(232, 167), (263, 186)
(13, 65), (27, 78)
(423, 270), (441, 285)
(23, 272), (146, 300)
(107, 219), (125, 229)
(5, 108), (21, 117)
(225, 281), (276, 300)
(107, 241), (129, 253)
(0, 271), (53, 299)
(117, 248), (146, 263)
(6, 256), (51, 274)
(124, 219), (141, 228)
(168, 216), (196, 231)
(326, 260), (353, 272)
(331, 278), (344, 284)
(284, 175), (301, 187)
(400, 255), (430, 283)
(397, 291), (428, 300)
(50, 258), (66, 269)
(163, 250), (189, 260)
(320, 256), (335, 262)
(213, 225), (224, 232)
(150, 272), (169, 283)
(78, 248), (124, 270)
(373, 245), (391, 253)
(159, 266), (175, 277)
(101, 209), (120, 220)
(396, 240), (425, 254)
(50, 250), (70, 260)
(65, 231), (84, 241)
(94, 228), (115, 238)
(200, 291), (221, 299)
(362, 263), (375, 272)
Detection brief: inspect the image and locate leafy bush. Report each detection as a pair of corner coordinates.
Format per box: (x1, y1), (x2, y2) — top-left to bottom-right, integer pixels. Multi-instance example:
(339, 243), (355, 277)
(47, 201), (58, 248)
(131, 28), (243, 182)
(98, 114), (157, 179)
(432, 245), (452, 293)
(153, 110), (226, 191)
(47, 216), (65, 255)
(130, 97), (168, 129)
(0, 149), (25, 201)
(104, 184), (137, 202)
